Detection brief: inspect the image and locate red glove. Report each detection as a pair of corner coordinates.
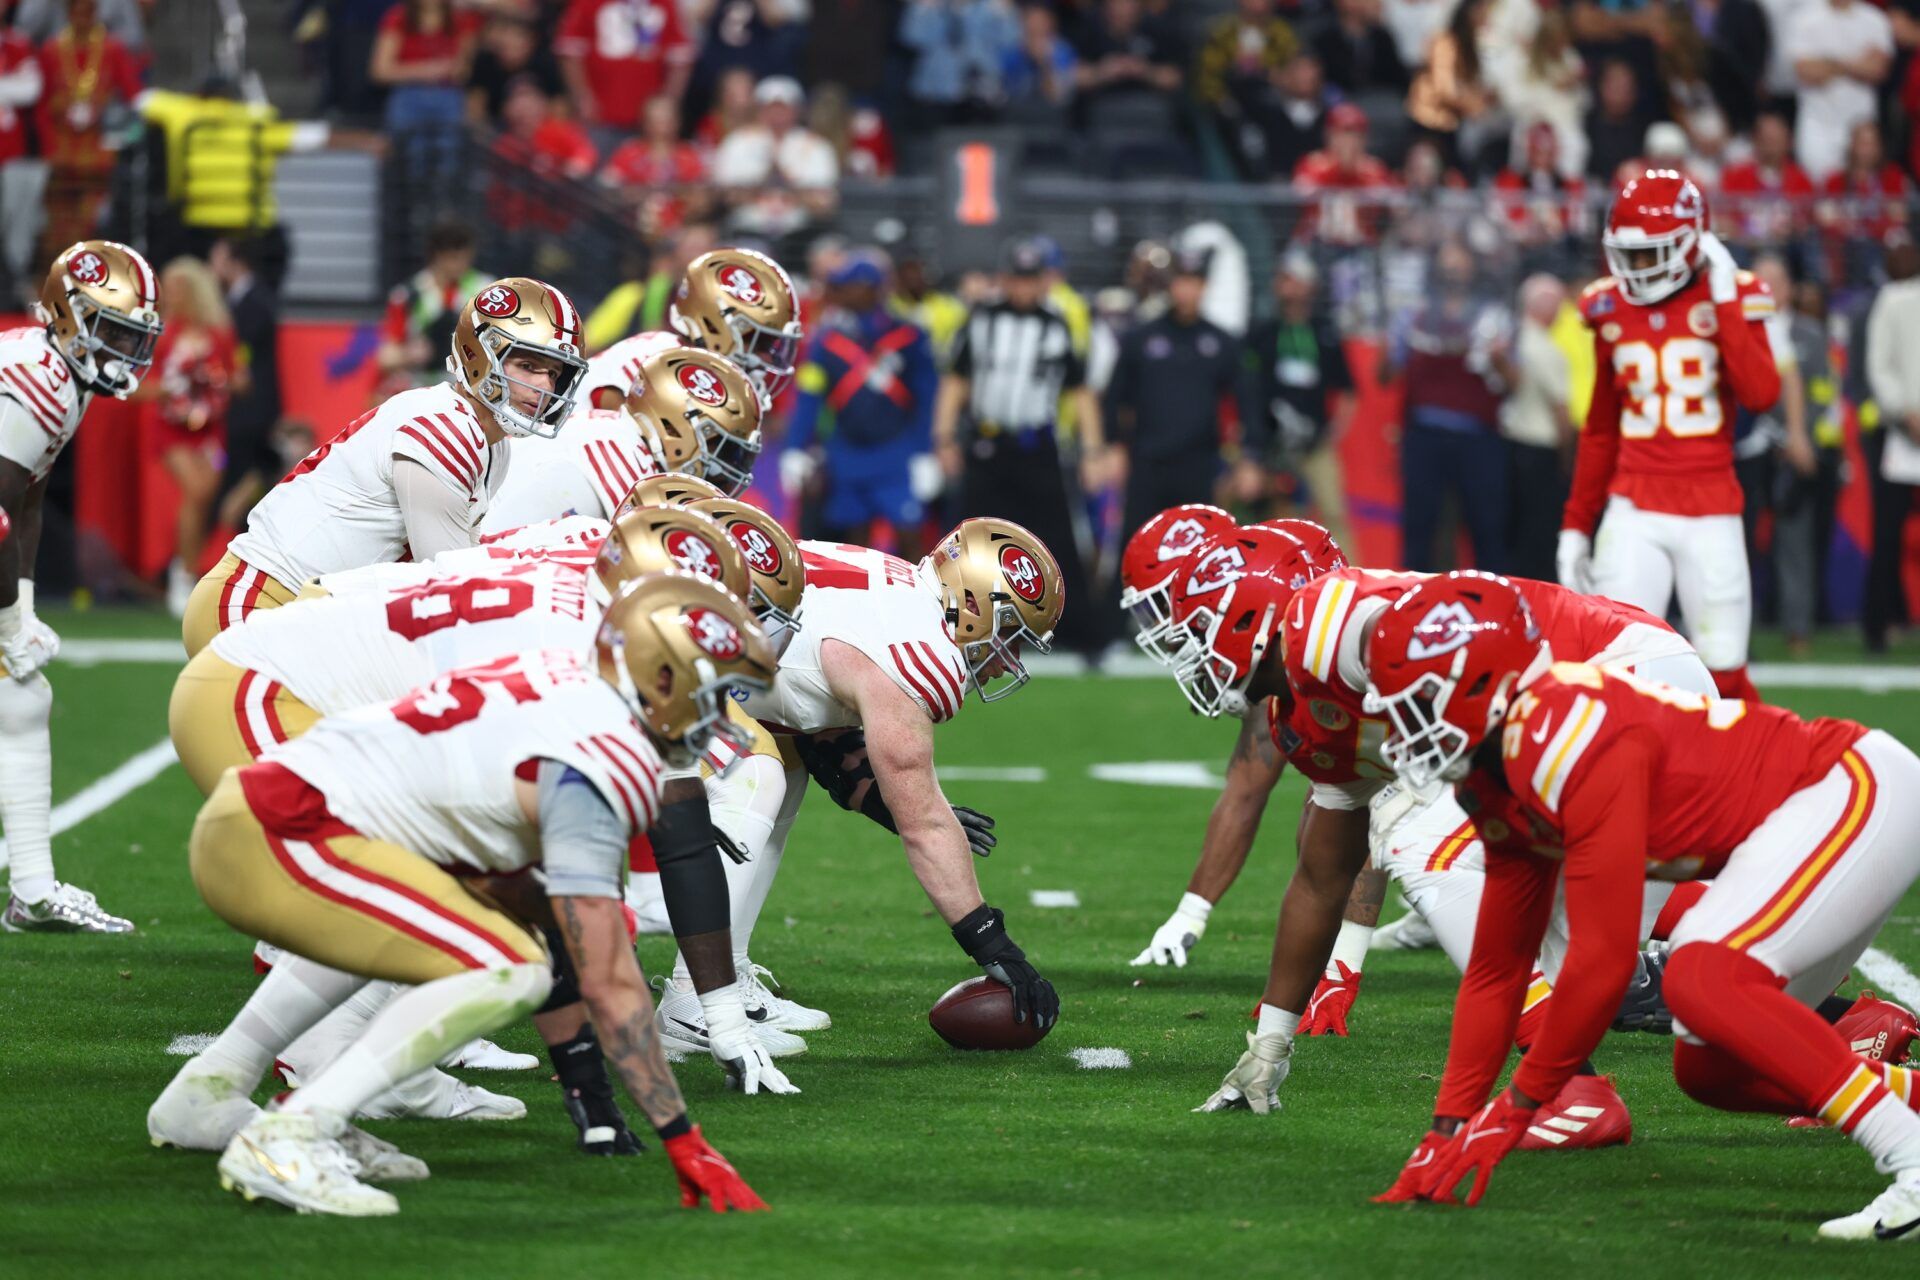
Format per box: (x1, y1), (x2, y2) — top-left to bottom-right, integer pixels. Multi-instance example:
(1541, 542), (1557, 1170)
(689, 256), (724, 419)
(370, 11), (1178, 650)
(1372, 1129), (1452, 1203)
(1302, 962), (1361, 1036)
(664, 1126), (768, 1212)
(1430, 1090), (1538, 1207)
(0, 507), (11, 545)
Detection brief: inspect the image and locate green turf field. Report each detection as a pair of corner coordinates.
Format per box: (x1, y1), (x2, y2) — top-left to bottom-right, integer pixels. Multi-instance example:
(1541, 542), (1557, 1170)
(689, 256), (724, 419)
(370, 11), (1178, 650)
(5, 611), (1920, 1277)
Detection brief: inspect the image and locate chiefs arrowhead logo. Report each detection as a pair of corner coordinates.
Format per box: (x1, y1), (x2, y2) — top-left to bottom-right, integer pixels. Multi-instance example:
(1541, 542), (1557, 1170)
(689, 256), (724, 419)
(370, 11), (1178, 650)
(999, 544), (1044, 603)
(474, 284), (520, 318)
(664, 528), (724, 578)
(728, 520), (781, 574)
(715, 264), (764, 306)
(677, 363), (729, 407)
(66, 250), (109, 287)
(684, 606), (744, 661)
(1407, 601), (1483, 662)
(1183, 544), (1247, 597)
(1158, 517), (1209, 561)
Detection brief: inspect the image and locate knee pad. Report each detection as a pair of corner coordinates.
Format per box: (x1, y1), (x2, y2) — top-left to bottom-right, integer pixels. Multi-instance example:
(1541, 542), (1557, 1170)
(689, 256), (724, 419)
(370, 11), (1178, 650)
(0, 671), (52, 734)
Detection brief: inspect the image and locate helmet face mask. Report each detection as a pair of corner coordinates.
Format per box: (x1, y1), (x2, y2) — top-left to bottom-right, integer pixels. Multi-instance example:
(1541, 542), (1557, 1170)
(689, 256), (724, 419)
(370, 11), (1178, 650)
(1168, 586), (1272, 719)
(1119, 503), (1238, 668)
(925, 518), (1064, 705)
(479, 327), (586, 438)
(1603, 170), (1707, 306)
(1367, 665), (1477, 788)
(624, 349), (763, 496)
(39, 241), (161, 398)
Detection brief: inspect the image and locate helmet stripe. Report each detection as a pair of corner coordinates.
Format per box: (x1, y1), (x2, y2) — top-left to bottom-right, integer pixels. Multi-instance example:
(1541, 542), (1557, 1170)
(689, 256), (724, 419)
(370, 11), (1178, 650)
(547, 283), (580, 345)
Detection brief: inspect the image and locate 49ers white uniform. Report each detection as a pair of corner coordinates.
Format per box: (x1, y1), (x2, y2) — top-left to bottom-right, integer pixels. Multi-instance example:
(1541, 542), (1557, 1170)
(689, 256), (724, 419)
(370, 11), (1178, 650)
(481, 408), (658, 532)
(583, 331), (681, 404)
(0, 326), (88, 480)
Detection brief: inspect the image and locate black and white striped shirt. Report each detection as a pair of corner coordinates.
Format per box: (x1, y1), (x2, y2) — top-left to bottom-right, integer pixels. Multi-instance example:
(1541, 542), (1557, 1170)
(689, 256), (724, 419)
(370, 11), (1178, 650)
(949, 301), (1084, 435)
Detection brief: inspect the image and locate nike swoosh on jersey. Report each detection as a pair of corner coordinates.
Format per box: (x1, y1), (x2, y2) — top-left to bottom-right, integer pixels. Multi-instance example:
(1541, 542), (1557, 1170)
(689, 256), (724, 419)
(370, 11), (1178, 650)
(1531, 714), (1555, 745)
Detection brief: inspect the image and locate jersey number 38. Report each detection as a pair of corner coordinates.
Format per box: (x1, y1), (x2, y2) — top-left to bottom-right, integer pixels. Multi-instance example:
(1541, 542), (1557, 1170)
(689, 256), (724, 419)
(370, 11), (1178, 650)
(1613, 337), (1721, 440)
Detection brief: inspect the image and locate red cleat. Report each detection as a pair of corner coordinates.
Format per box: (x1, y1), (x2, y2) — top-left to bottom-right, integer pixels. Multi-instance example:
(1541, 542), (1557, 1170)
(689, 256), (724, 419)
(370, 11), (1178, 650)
(1518, 1074), (1632, 1151)
(1835, 991), (1919, 1065)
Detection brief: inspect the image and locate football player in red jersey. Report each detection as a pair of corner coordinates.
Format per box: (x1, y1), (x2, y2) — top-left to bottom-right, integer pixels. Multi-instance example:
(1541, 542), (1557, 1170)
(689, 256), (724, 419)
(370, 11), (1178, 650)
(1555, 170), (1781, 703)
(1369, 574), (1920, 1240)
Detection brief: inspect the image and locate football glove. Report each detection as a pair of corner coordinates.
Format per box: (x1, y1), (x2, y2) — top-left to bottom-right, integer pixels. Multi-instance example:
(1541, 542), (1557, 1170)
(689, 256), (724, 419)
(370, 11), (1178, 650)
(1193, 1030), (1293, 1115)
(1302, 962), (1362, 1037)
(1698, 230), (1740, 305)
(664, 1126), (768, 1212)
(0, 594), (55, 683)
(1132, 892), (1211, 967)
(953, 903), (1058, 1028)
(1429, 1089), (1537, 1206)
(1372, 1129), (1452, 1203)
(701, 989), (801, 1097)
(1555, 530), (1593, 595)
(953, 805), (997, 857)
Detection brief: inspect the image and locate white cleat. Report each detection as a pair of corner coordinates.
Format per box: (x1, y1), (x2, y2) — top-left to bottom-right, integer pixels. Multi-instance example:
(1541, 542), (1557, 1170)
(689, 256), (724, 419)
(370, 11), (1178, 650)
(440, 1038), (540, 1071)
(1371, 907), (1438, 952)
(2, 882), (134, 934)
(336, 1124), (429, 1182)
(217, 1111), (399, 1217)
(623, 872), (672, 935)
(356, 1069), (526, 1122)
(1820, 1168), (1920, 1241)
(739, 961), (831, 1032)
(148, 1060), (262, 1151)
(655, 977), (806, 1058)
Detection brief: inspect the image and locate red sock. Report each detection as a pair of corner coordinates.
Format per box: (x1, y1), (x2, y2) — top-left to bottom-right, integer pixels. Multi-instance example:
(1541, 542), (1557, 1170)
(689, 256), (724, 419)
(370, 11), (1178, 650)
(1651, 882), (1708, 941)
(1710, 666), (1760, 701)
(628, 833), (657, 875)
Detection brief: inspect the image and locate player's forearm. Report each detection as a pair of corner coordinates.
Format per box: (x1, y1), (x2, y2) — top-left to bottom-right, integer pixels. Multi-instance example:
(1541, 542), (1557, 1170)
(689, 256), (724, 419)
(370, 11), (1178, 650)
(1261, 803), (1369, 1011)
(1560, 400), (1619, 535)
(554, 896), (690, 1129)
(1718, 316), (1782, 413)
(902, 821), (984, 924)
(1433, 854), (1558, 1118)
(1341, 865), (1389, 927)
(1187, 717), (1284, 902)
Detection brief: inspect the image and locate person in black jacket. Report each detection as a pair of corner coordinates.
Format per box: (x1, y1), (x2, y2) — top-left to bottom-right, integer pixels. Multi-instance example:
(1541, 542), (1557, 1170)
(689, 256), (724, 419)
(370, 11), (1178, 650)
(209, 234), (283, 525)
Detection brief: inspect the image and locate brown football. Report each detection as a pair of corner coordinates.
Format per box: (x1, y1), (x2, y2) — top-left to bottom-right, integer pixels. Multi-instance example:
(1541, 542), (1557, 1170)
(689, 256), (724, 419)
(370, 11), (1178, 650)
(928, 976), (1052, 1051)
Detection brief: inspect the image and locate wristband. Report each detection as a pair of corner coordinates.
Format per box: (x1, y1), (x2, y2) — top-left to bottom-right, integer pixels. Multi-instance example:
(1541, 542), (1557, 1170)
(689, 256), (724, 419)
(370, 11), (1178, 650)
(654, 1112), (692, 1141)
(952, 902), (1020, 966)
(1176, 891), (1213, 925)
(18, 579), (32, 614)
(1328, 919), (1373, 976)
(1256, 1003), (1302, 1040)
(697, 985), (751, 1040)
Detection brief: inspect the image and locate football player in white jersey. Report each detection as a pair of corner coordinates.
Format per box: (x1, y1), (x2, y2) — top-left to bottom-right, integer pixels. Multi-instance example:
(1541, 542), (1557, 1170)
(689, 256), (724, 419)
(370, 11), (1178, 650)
(150, 573), (777, 1216)
(181, 276), (588, 657)
(0, 241), (160, 932)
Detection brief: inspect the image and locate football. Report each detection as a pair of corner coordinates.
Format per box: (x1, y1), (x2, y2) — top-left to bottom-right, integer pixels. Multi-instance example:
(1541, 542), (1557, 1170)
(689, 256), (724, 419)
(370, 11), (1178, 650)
(928, 976), (1052, 1051)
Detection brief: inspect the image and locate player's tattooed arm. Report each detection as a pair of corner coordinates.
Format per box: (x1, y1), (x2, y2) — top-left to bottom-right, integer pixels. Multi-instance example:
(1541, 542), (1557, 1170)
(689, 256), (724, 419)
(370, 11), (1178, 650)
(553, 894), (689, 1130)
(1185, 707), (1287, 904)
(1342, 866), (1389, 928)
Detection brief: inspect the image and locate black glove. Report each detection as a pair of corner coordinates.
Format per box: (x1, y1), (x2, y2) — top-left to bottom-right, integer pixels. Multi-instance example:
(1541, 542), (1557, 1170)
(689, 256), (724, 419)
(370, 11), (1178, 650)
(952, 904), (1059, 1029)
(953, 806), (997, 857)
(1610, 947), (1673, 1035)
(548, 1026), (645, 1156)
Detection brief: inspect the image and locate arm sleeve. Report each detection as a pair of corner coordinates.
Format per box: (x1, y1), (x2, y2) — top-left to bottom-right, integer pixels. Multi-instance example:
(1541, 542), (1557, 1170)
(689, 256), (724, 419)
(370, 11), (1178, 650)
(1560, 335), (1621, 536)
(1717, 296), (1782, 414)
(1509, 735), (1654, 1105)
(536, 758), (628, 899)
(395, 458), (480, 561)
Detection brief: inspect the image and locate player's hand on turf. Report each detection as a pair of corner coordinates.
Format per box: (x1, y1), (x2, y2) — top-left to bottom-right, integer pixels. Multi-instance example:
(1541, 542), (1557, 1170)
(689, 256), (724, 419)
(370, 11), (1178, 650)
(1372, 1130), (1452, 1203)
(1193, 1030), (1292, 1114)
(0, 607), (56, 682)
(1698, 230), (1739, 305)
(953, 805), (996, 856)
(1429, 1089), (1537, 1206)
(983, 954), (1059, 1028)
(1555, 530), (1593, 594)
(1131, 893), (1210, 967)
(1302, 962), (1361, 1036)
(664, 1126), (768, 1212)
(711, 1028), (801, 1097)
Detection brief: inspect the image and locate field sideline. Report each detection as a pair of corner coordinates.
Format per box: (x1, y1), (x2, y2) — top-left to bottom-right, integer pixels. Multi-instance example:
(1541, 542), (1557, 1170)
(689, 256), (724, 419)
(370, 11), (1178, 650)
(5, 607), (1920, 1278)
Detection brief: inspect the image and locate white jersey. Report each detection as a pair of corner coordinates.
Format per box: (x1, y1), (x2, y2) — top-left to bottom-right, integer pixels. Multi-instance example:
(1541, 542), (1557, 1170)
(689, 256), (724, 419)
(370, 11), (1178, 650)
(0, 326), (88, 482)
(481, 408), (658, 533)
(583, 330), (682, 403)
(270, 647), (661, 874)
(213, 558), (599, 715)
(743, 540), (968, 733)
(229, 383), (510, 588)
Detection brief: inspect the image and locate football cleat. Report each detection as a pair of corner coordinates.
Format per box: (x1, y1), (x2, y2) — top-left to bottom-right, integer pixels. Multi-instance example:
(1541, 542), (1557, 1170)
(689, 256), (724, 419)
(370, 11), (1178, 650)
(1837, 992), (1919, 1066)
(148, 1060), (261, 1151)
(354, 1069), (527, 1122)
(654, 977), (807, 1058)
(2, 882), (134, 933)
(1611, 947), (1674, 1035)
(739, 961), (830, 1032)
(1369, 906), (1437, 952)
(1819, 1167), (1920, 1242)
(1518, 1074), (1632, 1151)
(217, 1111), (399, 1217)
(441, 1038), (540, 1071)
(563, 1088), (645, 1156)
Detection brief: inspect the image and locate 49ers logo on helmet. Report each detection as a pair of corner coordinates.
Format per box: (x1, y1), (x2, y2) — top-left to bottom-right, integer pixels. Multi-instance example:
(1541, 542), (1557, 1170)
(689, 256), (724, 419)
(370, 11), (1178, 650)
(67, 250), (109, 287)
(1184, 545), (1247, 597)
(1406, 601), (1484, 662)
(715, 264), (764, 305)
(1158, 517), (1209, 561)
(677, 363), (729, 407)
(728, 520), (781, 574)
(474, 284), (520, 318)
(684, 606), (744, 660)
(664, 528), (723, 578)
(999, 544), (1044, 603)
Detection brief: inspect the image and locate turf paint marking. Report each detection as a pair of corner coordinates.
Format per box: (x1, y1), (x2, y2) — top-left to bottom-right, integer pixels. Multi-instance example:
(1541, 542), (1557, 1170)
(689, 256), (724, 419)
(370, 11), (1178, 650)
(937, 766), (1048, 783)
(0, 737), (177, 860)
(57, 638), (185, 666)
(1088, 761), (1224, 789)
(166, 1034), (216, 1056)
(1030, 890), (1081, 908)
(1069, 1048), (1132, 1070)
(1857, 949), (1920, 1010)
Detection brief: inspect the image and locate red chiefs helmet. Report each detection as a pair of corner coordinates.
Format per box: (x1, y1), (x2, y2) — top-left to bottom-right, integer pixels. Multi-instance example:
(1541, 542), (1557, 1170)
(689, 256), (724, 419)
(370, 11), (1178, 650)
(1603, 169), (1708, 306)
(1255, 518), (1345, 574)
(1165, 525), (1341, 717)
(1119, 504), (1238, 665)
(1363, 572), (1547, 788)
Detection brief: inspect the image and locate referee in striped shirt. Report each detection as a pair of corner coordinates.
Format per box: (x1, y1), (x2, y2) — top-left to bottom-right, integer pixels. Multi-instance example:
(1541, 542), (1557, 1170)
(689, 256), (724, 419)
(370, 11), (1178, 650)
(934, 239), (1113, 656)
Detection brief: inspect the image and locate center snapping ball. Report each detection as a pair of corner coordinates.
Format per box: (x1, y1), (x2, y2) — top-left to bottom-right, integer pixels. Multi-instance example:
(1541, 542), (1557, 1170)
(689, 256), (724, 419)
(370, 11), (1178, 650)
(928, 976), (1052, 1051)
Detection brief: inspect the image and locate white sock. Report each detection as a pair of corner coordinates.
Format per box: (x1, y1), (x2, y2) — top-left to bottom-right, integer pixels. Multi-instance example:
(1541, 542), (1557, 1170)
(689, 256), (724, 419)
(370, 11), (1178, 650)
(0, 673), (55, 902)
(197, 957), (367, 1089)
(732, 761), (805, 965)
(1852, 1093), (1920, 1175)
(282, 964), (550, 1124)
(282, 979), (401, 1075)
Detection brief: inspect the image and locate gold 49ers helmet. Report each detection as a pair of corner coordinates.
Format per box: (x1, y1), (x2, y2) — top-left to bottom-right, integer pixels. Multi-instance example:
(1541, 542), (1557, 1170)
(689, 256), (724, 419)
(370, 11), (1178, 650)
(925, 517), (1065, 704)
(623, 347), (762, 495)
(687, 496), (803, 634)
(614, 471), (726, 519)
(593, 504), (750, 604)
(37, 240), (161, 398)
(670, 248), (803, 399)
(448, 277), (589, 439)
(596, 571), (777, 761)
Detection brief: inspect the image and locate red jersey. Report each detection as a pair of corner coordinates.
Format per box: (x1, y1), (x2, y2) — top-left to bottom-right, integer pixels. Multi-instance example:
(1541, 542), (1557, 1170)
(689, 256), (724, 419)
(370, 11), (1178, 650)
(1717, 159), (1815, 242)
(1435, 662), (1865, 1118)
(599, 139), (706, 189)
(0, 31), (36, 164)
(1562, 269), (1779, 531)
(1290, 151), (1395, 246)
(553, 0), (692, 129)
(376, 6), (481, 80)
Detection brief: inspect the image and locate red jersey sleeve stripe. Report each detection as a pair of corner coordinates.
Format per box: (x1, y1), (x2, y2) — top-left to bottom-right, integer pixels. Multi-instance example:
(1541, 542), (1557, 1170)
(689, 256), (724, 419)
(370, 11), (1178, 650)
(906, 642), (961, 720)
(1, 370), (62, 435)
(577, 738), (643, 831)
(3, 366), (62, 422)
(429, 413), (486, 484)
(892, 643), (952, 721)
(583, 441), (621, 510)
(915, 641), (965, 705)
(398, 424), (471, 487)
(597, 734), (662, 825)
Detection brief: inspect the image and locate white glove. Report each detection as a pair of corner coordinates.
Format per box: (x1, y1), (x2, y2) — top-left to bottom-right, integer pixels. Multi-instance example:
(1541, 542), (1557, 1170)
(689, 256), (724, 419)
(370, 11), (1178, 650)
(1555, 529), (1593, 594)
(778, 448), (818, 498)
(908, 452), (944, 504)
(1698, 230), (1739, 305)
(0, 597), (55, 682)
(1131, 892), (1212, 967)
(1193, 1030), (1293, 1115)
(700, 988), (800, 1097)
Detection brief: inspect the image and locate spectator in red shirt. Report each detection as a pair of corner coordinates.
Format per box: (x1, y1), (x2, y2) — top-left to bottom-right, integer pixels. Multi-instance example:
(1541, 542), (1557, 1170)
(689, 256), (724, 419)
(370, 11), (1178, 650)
(36, 0), (141, 261)
(1493, 122), (1587, 245)
(0, 22), (44, 299)
(1719, 108), (1814, 244)
(489, 77), (597, 238)
(369, 0), (480, 142)
(1818, 118), (1912, 242)
(599, 93), (709, 235)
(555, 0), (693, 135)
(1292, 101), (1395, 245)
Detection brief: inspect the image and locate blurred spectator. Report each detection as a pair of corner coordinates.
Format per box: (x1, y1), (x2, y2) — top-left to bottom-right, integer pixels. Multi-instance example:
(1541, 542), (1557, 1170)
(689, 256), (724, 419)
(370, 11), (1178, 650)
(556, 0), (694, 135)
(1481, 0), (1585, 178)
(712, 74), (837, 237)
(495, 77), (597, 180)
(695, 65), (758, 146)
(0, 19), (43, 302)
(1492, 122), (1585, 247)
(1072, 0), (1184, 113)
(207, 235), (282, 535)
(808, 81), (895, 178)
(1755, 0), (1801, 103)
(137, 257), (237, 616)
(801, 0), (894, 98)
(1719, 109), (1814, 245)
(1002, 3), (1078, 110)
(599, 93), (707, 234)
(1583, 58), (1657, 183)
(1405, 0), (1498, 174)
(370, 0), (480, 143)
(1194, 0), (1298, 147)
(35, 0), (140, 260)
(1178, 219), (1252, 336)
(1904, 46), (1920, 187)
(1383, 238), (1514, 572)
(378, 217), (486, 393)
(1777, 275), (1844, 655)
(1311, 0), (1407, 101)
(1237, 252), (1354, 548)
(583, 221), (716, 353)
(1653, 4), (1730, 176)
(1690, 0), (1770, 135)
(1499, 273), (1571, 582)
(466, 13), (564, 125)
(1292, 102), (1394, 246)
(891, 254), (971, 361)
(1252, 51), (1327, 179)
(1864, 238), (1920, 653)
(1032, 235), (1092, 356)
(12, 0), (141, 50)
(1569, 0), (1664, 115)
(1788, 0), (1893, 182)
(689, 0), (806, 117)
(900, 0), (1020, 123)
(1743, 252), (1817, 652)
(1381, 0), (1448, 72)
(1818, 120), (1912, 244)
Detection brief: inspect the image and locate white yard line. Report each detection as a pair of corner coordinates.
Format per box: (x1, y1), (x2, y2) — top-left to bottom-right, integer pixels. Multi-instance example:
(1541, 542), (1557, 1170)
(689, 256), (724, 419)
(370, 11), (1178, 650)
(1029, 890), (1081, 908)
(1069, 1047), (1132, 1069)
(1855, 948), (1920, 1009)
(0, 738), (178, 859)
(165, 1033), (216, 1056)
(1088, 761), (1224, 789)
(56, 638), (183, 666)
(937, 766), (1048, 783)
